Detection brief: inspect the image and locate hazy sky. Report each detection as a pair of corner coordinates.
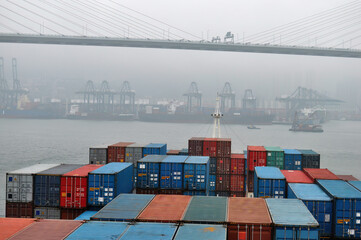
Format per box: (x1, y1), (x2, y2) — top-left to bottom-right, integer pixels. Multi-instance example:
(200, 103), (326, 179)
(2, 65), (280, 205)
(0, 0), (360, 107)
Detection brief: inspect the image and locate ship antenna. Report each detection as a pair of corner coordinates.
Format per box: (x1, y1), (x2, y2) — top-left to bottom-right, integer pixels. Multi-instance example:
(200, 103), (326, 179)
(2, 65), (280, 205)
(211, 93), (223, 138)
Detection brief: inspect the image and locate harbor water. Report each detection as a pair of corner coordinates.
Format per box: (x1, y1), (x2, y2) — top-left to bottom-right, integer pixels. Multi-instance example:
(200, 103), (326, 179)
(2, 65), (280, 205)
(1, 118), (361, 217)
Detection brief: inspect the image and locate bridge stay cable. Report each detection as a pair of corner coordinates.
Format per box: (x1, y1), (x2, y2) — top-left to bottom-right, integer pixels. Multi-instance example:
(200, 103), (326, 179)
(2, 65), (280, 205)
(0, 12), (39, 34)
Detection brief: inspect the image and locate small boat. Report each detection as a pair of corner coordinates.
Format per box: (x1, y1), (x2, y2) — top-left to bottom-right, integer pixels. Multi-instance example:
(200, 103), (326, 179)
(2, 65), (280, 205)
(247, 125), (261, 129)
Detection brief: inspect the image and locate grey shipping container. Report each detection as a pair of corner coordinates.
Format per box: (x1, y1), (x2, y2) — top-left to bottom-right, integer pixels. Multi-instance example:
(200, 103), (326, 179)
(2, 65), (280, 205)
(89, 145), (108, 164)
(34, 207), (61, 219)
(125, 143), (146, 165)
(6, 164), (59, 203)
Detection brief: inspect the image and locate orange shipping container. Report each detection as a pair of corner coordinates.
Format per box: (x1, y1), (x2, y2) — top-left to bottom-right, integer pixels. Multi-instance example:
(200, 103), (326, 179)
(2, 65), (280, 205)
(0, 218), (36, 239)
(137, 195), (191, 223)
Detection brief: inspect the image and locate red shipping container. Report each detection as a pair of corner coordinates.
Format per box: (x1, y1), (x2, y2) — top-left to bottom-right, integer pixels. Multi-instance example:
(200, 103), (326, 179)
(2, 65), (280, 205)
(337, 175), (359, 181)
(60, 164), (103, 209)
(203, 138), (217, 157)
(281, 170), (314, 184)
(230, 175), (245, 192)
(108, 142), (134, 163)
(0, 218), (36, 239)
(247, 146), (267, 171)
(230, 191), (246, 197)
(216, 138), (231, 158)
(231, 154), (245, 175)
(188, 137), (205, 156)
(216, 157), (231, 174)
(247, 171), (254, 192)
(136, 188), (159, 194)
(6, 202), (33, 218)
(303, 168), (340, 181)
(158, 189), (183, 195)
(60, 208), (85, 220)
(216, 174), (230, 192)
(167, 150), (180, 155)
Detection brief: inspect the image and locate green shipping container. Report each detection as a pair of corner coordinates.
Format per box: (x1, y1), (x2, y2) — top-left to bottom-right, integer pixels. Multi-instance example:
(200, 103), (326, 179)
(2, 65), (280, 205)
(265, 147), (284, 169)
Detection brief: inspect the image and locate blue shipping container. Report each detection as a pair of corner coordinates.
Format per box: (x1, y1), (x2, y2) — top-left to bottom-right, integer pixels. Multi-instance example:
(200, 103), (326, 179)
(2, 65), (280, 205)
(74, 210), (98, 220)
(317, 179), (361, 239)
(349, 181), (361, 192)
(66, 221), (129, 239)
(209, 157), (217, 175)
(266, 198), (319, 240)
(183, 191), (207, 196)
(160, 156), (188, 189)
(137, 155), (167, 189)
(254, 167), (286, 198)
(88, 162), (133, 207)
(143, 143), (167, 156)
(174, 224), (226, 240)
(183, 156), (210, 194)
(288, 183), (333, 237)
(118, 222), (177, 240)
(34, 164), (83, 207)
(91, 194), (155, 221)
(209, 174), (216, 192)
(284, 149), (302, 170)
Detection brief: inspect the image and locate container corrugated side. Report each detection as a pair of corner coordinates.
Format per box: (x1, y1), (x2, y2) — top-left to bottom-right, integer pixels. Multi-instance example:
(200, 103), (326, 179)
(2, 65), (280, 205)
(34, 207), (61, 219)
(227, 197), (272, 240)
(91, 194), (155, 221)
(287, 183), (333, 237)
(0, 218), (36, 240)
(265, 146), (284, 169)
(247, 146), (267, 171)
(6, 202), (34, 218)
(174, 224), (226, 240)
(254, 167), (286, 198)
(143, 143), (167, 156)
(137, 155), (167, 189)
(66, 221), (128, 239)
(118, 222), (177, 240)
(89, 145), (108, 164)
(183, 156), (210, 193)
(298, 149), (320, 169)
(6, 164), (60, 203)
(137, 195), (191, 222)
(8, 219), (83, 240)
(284, 149), (302, 170)
(188, 137), (205, 156)
(182, 196), (228, 223)
(160, 156), (187, 189)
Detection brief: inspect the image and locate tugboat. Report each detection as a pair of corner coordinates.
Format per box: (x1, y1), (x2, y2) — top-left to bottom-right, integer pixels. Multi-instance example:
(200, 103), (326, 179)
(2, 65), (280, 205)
(247, 125), (261, 130)
(289, 111), (324, 133)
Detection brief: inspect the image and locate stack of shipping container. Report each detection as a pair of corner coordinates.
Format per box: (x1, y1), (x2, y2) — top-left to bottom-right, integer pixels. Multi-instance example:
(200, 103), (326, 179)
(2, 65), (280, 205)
(246, 146), (267, 195)
(229, 154), (246, 197)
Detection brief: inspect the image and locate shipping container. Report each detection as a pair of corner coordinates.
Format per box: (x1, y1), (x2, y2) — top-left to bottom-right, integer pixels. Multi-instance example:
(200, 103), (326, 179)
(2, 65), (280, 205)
(60, 164), (103, 209)
(137, 195), (191, 223)
(338, 175), (359, 181)
(182, 196), (228, 223)
(227, 197), (272, 240)
(265, 146), (284, 169)
(297, 149), (320, 169)
(183, 156), (210, 194)
(215, 191), (230, 197)
(230, 174), (245, 192)
(108, 142), (135, 163)
(247, 146), (267, 171)
(229, 191), (245, 197)
(280, 170), (314, 184)
(34, 164), (83, 207)
(188, 137), (205, 156)
(137, 155), (166, 189)
(7, 219), (83, 240)
(230, 154), (245, 175)
(125, 143), (145, 164)
(216, 138), (231, 158)
(303, 168), (340, 181)
(118, 222), (177, 240)
(7, 164), (59, 203)
(317, 179), (361, 239)
(91, 194), (155, 221)
(266, 198), (319, 240)
(34, 207), (60, 219)
(6, 202), (34, 218)
(167, 149), (180, 155)
(183, 191), (207, 196)
(209, 174), (216, 192)
(179, 148), (188, 156)
(254, 167), (286, 198)
(174, 224), (227, 240)
(0, 218), (36, 240)
(88, 162), (133, 207)
(160, 155), (188, 189)
(203, 138), (217, 157)
(158, 189), (183, 195)
(209, 157), (217, 175)
(143, 143), (167, 156)
(209, 191), (216, 196)
(288, 183), (333, 237)
(89, 145), (108, 164)
(136, 188), (159, 194)
(60, 208), (85, 220)
(247, 171), (254, 193)
(216, 157), (231, 175)
(284, 149), (302, 170)
(74, 210), (97, 220)
(66, 221), (128, 239)
(349, 181), (361, 191)
(215, 174), (230, 192)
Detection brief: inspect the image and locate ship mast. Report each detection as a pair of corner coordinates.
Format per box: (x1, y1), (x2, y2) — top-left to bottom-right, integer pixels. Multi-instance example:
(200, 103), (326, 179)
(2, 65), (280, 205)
(211, 94), (223, 138)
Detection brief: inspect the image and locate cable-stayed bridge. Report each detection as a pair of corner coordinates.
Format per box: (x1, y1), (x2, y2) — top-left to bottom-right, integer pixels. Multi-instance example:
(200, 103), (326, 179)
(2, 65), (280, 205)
(0, 0), (360, 58)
